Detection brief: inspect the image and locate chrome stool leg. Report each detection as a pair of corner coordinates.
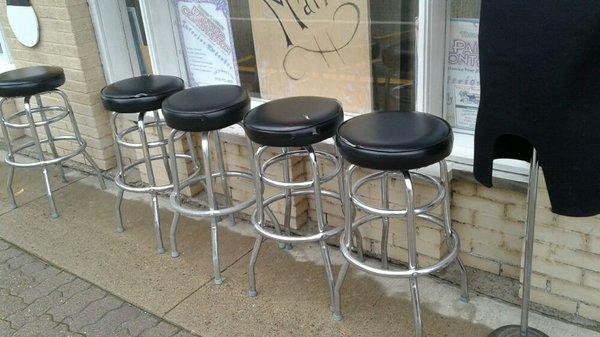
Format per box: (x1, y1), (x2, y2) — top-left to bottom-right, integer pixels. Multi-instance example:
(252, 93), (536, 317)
(335, 148), (364, 261)
(56, 90), (105, 190)
(0, 98), (16, 210)
(168, 131), (202, 258)
(138, 112), (165, 254)
(307, 145), (336, 311)
(402, 171), (423, 337)
(23, 96), (59, 218)
(111, 112), (126, 233)
(281, 147), (293, 249)
(153, 110), (172, 183)
(214, 130), (235, 226)
(333, 159), (354, 321)
(380, 172), (390, 269)
(168, 130), (183, 258)
(440, 160), (469, 303)
(35, 95), (67, 183)
(247, 137), (264, 297)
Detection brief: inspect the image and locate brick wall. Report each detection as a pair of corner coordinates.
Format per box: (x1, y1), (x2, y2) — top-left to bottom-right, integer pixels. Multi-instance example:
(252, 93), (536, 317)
(0, 0), (115, 169)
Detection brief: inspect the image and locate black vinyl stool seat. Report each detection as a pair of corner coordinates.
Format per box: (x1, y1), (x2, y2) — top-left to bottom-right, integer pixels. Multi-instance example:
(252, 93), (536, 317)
(162, 84), (255, 286)
(101, 74), (185, 254)
(243, 96), (343, 147)
(0, 66), (65, 97)
(0, 66), (105, 219)
(101, 74), (184, 113)
(162, 85), (249, 132)
(336, 111), (453, 171)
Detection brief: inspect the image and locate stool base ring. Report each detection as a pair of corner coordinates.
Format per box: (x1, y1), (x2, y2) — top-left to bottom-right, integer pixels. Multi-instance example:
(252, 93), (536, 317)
(170, 170), (256, 218)
(487, 325), (549, 337)
(114, 153), (194, 193)
(251, 189), (343, 244)
(340, 215), (460, 278)
(5, 136), (85, 168)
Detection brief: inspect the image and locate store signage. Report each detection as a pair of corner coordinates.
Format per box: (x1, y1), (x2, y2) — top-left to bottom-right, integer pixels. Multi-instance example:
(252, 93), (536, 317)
(444, 19), (480, 131)
(173, 0), (240, 86)
(249, 0), (372, 114)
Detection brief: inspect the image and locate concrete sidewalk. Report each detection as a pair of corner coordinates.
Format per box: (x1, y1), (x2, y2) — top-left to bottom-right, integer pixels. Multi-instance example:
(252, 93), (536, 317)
(0, 159), (598, 337)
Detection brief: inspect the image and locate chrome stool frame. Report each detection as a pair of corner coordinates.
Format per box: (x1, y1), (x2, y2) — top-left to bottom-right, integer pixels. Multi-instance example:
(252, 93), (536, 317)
(0, 90), (105, 218)
(333, 160), (469, 336)
(111, 111), (175, 253)
(167, 127), (255, 285)
(247, 143), (364, 312)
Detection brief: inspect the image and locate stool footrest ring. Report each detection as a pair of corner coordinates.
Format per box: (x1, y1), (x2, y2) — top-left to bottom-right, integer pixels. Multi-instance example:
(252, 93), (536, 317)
(4, 106), (70, 129)
(170, 170), (256, 218)
(4, 136), (85, 168)
(340, 228), (460, 278)
(350, 169), (445, 217)
(251, 189), (343, 243)
(114, 153), (195, 193)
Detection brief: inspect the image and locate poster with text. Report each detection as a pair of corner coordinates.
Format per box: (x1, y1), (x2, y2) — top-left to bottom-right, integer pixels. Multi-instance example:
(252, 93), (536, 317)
(173, 0), (240, 86)
(248, 0), (372, 114)
(444, 19), (479, 131)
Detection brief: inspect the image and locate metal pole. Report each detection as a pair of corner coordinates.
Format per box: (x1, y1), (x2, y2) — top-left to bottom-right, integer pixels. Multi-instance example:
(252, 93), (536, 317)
(488, 149), (548, 337)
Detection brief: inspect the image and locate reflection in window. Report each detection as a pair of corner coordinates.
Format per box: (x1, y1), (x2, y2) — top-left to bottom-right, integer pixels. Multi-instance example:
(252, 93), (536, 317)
(225, 0), (417, 114)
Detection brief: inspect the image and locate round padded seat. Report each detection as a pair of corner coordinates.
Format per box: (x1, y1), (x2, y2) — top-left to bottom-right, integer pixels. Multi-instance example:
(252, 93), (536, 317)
(101, 75), (184, 113)
(243, 96), (343, 147)
(0, 66), (65, 97)
(162, 85), (250, 132)
(336, 111), (453, 171)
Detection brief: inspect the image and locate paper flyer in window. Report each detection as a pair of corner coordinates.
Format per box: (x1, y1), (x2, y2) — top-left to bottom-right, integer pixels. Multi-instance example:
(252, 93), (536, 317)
(453, 84), (480, 130)
(173, 0), (240, 86)
(444, 19), (479, 131)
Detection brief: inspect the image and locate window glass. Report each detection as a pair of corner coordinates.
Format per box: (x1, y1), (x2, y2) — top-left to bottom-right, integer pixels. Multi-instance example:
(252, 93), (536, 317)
(443, 0), (481, 133)
(173, 0), (418, 115)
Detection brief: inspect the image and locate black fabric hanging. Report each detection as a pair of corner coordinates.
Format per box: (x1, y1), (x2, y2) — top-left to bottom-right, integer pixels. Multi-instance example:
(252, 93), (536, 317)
(474, 0), (600, 217)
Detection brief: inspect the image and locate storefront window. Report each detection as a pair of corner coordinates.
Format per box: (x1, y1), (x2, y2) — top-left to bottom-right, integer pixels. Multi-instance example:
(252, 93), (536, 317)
(443, 0), (481, 133)
(173, 0), (417, 115)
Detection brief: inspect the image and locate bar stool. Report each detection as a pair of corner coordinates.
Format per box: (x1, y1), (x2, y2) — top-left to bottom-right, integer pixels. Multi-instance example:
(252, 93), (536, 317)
(332, 111), (469, 336)
(101, 74), (184, 254)
(0, 66), (105, 218)
(162, 85), (255, 285)
(243, 96), (363, 312)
